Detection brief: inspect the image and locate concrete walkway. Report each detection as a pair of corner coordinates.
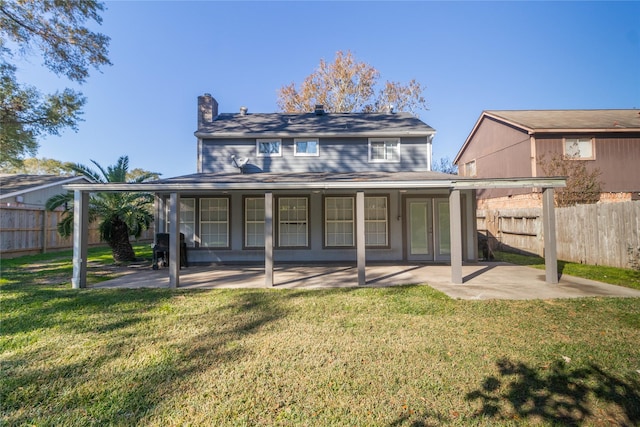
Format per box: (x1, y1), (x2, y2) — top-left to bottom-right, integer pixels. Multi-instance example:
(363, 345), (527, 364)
(91, 262), (640, 300)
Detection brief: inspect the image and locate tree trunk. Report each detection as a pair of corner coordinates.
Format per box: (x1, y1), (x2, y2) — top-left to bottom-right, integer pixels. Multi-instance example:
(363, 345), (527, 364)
(109, 220), (136, 262)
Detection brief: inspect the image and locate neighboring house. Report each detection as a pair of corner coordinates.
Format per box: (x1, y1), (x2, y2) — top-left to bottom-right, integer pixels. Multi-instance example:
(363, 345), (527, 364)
(454, 109), (640, 209)
(65, 93), (565, 288)
(0, 174), (93, 257)
(0, 174), (90, 208)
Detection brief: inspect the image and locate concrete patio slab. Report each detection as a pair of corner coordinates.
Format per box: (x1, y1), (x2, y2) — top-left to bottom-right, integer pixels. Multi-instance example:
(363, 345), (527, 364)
(90, 262), (640, 300)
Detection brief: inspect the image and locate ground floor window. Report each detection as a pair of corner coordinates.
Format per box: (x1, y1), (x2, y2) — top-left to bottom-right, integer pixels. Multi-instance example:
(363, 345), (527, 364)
(278, 197), (308, 247)
(325, 197), (354, 247)
(200, 198), (229, 247)
(365, 196), (388, 246)
(245, 197), (265, 247)
(179, 198), (196, 247)
(325, 196), (389, 247)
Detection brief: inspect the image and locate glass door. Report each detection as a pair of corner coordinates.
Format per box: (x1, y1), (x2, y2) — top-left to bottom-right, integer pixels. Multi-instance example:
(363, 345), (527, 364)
(434, 198), (451, 261)
(407, 199), (434, 261)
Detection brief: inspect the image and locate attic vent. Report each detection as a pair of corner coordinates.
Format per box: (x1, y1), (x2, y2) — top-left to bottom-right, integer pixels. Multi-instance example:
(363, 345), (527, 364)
(386, 104), (395, 114)
(239, 106), (248, 115)
(315, 104), (325, 115)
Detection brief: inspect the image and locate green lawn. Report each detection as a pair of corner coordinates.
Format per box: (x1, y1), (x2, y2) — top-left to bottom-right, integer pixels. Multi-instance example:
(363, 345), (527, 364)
(494, 251), (640, 290)
(1, 247), (639, 426)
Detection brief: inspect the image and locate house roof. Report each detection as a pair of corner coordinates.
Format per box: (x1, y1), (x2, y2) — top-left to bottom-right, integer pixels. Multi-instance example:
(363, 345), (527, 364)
(484, 109), (640, 132)
(64, 171), (565, 193)
(0, 174), (90, 199)
(195, 112), (436, 138)
(455, 109), (640, 163)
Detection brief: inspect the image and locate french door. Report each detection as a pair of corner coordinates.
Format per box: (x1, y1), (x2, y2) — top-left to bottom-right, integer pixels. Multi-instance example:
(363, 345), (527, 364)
(406, 198), (450, 261)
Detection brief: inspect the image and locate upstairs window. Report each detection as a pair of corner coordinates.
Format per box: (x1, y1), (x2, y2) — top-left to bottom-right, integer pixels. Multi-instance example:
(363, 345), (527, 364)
(464, 160), (476, 177)
(294, 139), (319, 156)
(369, 138), (400, 163)
(564, 137), (595, 160)
(257, 139), (282, 157)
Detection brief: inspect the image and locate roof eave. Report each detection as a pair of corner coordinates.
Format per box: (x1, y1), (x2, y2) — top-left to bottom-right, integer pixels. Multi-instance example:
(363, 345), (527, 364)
(194, 130), (436, 139)
(0, 176), (90, 199)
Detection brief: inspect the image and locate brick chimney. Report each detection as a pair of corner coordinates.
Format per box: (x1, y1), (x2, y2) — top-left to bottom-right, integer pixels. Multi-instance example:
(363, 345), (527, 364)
(198, 93), (218, 128)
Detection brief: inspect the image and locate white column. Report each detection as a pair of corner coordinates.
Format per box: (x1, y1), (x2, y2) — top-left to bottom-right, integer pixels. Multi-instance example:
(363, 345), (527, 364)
(449, 189), (463, 284)
(71, 190), (89, 289)
(169, 192), (180, 288)
(265, 192), (274, 287)
(542, 187), (559, 284)
(356, 191), (366, 286)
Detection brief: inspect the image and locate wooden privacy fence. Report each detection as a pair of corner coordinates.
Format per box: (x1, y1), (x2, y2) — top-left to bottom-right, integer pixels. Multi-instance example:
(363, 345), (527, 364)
(478, 201), (640, 270)
(0, 206), (154, 258)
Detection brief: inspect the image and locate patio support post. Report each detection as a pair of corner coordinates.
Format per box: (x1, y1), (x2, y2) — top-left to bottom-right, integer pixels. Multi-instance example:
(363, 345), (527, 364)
(356, 191), (366, 285)
(71, 190), (89, 289)
(542, 187), (559, 284)
(449, 189), (463, 284)
(265, 192), (274, 287)
(169, 192), (180, 288)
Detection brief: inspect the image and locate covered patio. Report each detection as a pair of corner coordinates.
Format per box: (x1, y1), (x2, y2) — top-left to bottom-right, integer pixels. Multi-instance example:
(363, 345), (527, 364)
(65, 174), (566, 289)
(90, 262), (640, 300)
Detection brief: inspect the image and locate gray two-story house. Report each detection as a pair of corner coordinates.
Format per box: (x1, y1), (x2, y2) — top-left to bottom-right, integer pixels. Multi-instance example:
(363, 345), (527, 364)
(66, 93), (566, 288)
(154, 94), (473, 267)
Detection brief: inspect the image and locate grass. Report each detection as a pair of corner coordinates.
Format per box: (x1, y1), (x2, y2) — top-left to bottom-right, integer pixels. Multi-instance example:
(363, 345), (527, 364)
(493, 251), (640, 290)
(1, 247), (639, 426)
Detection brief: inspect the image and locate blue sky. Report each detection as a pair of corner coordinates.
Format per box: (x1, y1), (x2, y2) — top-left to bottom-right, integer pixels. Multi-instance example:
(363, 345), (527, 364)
(17, 1), (640, 178)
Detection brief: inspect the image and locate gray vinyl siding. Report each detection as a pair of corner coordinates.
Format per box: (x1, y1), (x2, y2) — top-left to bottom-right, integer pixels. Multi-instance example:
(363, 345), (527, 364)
(200, 137), (431, 174)
(177, 190), (405, 264)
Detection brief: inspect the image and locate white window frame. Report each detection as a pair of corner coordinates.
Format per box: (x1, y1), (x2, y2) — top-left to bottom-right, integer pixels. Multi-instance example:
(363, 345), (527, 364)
(244, 197), (265, 248)
(368, 138), (401, 163)
(563, 137), (595, 160)
(199, 197), (229, 248)
(256, 139), (282, 157)
(294, 138), (320, 157)
(365, 196), (388, 247)
(278, 197), (308, 247)
(325, 197), (355, 247)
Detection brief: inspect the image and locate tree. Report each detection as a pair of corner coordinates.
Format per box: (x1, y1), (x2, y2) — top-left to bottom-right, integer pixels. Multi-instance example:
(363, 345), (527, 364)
(277, 50), (427, 115)
(0, 0), (111, 168)
(46, 156), (158, 262)
(432, 157), (458, 175)
(0, 156), (75, 174)
(538, 153), (603, 207)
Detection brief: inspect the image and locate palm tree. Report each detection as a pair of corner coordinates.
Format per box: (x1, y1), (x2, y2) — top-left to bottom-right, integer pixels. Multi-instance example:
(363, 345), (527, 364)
(46, 155), (158, 262)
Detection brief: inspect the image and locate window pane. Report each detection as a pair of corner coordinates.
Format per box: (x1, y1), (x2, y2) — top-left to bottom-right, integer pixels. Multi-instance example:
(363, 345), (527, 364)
(278, 197), (308, 247)
(200, 198), (228, 247)
(325, 197), (354, 246)
(565, 138), (593, 159)
(245, 198), (265, 247)
(370, 139), (400, 162)
(257, 139), (282, 156)
(179, 198), (195, 247)
(365, 196), (387, 246)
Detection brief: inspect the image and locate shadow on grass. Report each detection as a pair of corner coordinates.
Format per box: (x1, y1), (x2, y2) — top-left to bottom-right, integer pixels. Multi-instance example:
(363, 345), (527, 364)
(466, 358), (640, 425)
(1, 287), (289, 426)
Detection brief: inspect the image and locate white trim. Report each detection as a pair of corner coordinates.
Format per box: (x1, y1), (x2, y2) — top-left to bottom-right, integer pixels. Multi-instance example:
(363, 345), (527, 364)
(256, 139), (282, 157)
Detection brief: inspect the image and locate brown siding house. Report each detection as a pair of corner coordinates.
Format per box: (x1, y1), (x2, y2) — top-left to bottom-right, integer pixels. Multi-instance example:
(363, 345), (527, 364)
(454, 110), (640, 208)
